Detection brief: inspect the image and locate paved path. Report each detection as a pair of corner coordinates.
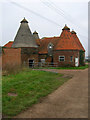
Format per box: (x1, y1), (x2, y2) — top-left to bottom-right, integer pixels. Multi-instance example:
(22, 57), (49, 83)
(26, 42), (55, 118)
(15, 69), (88, 118)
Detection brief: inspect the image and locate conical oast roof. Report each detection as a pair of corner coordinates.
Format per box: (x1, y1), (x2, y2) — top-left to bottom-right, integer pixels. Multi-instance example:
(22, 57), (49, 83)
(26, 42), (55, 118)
(33, 31), (39, 39)
(55, 25), (80, 50)
(12, 18), (38, 48)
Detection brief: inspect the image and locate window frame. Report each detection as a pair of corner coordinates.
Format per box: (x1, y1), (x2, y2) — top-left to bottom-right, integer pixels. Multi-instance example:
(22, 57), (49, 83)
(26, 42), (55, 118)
(70, 56), (73, 62)
(59, 56), (65, 62)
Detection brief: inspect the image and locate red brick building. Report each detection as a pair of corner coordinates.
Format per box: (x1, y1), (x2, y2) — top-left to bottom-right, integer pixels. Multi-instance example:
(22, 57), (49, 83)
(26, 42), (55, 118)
(2, 18), (85, 67)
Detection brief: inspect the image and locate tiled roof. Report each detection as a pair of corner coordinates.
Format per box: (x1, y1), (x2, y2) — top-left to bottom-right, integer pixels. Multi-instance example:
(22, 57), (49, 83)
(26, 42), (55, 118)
(71, 31), (85, 52)
(38, 26), (85, 54)
(4, 41), (13, 47)
(54, 30), (80, 50)
(38, 37), (59, 54)
(36, 39), (42, 46)
(4, 25), (85, 53)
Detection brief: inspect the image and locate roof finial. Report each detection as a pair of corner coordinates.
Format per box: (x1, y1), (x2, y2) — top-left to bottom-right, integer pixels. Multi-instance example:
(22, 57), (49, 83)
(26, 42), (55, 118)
(62, 24), (70, 31)
(33, 30), (38, 34)
(20, 17), (28, 23)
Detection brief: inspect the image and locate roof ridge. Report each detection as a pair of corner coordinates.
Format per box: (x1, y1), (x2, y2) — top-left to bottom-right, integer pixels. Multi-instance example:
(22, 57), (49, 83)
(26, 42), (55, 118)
(41, 36), (60, 39)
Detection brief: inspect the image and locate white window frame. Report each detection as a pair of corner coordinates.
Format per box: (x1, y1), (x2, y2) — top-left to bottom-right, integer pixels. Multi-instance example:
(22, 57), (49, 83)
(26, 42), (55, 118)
(59, 56), (65, 62)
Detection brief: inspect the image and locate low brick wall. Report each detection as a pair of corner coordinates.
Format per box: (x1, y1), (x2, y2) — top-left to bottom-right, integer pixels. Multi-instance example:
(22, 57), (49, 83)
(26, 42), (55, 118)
(2, 48), (21, 68)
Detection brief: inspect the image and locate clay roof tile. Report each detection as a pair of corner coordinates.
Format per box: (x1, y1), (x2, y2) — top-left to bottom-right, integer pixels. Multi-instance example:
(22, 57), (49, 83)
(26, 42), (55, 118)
(4, 41), (13, 47)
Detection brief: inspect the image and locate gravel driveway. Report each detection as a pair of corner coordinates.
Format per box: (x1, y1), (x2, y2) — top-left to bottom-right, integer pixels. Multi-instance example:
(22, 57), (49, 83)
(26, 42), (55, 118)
(15, 68), (88, 118)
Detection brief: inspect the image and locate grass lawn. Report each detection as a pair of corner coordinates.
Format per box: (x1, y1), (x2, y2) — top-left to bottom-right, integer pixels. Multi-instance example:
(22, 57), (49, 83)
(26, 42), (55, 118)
(2, 69), (71, 117)
(35, 64), (88, 70)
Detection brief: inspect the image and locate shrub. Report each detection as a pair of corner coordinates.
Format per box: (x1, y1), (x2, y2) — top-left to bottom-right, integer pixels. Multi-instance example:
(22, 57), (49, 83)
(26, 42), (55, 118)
(79, 50), (85, 66)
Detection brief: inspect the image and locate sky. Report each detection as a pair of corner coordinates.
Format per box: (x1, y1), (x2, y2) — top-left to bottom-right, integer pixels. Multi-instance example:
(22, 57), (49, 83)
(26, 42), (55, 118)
(1, 0), (88, 56)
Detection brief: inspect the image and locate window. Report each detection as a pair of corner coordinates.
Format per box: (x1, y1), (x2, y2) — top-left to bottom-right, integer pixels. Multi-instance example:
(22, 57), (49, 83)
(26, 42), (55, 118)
(41, 59), (45, 63)
(70, 56), (73, 62)
(59, 56), (65, 61)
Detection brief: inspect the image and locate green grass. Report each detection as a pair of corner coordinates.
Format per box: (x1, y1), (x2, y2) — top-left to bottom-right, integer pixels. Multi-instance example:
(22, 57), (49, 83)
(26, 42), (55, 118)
(2, 69), (71, 117)
(35, 64), (88, 70)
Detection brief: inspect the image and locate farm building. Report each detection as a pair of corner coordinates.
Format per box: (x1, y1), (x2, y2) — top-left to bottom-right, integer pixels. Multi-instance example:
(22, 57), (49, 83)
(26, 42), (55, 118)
(2, 18), (85, 68)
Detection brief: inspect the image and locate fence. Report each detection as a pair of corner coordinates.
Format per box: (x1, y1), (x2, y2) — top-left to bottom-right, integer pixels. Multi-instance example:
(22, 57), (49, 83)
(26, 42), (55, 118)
(24, 62), (58, 68)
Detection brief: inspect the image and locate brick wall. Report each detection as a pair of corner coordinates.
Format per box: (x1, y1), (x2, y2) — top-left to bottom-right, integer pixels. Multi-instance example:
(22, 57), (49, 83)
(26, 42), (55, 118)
(2, 47), (84, 68)
(53, 50), (80, 66)
(2, 48), (21, 68)
(21, 48), (38, 66)
(21, 54), (38, 65)
(39, 54), (47, 62)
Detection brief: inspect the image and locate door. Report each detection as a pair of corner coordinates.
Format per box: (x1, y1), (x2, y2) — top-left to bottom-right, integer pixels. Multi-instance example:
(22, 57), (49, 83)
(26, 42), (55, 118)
(75, 57), (79, 67)
(29, 60), (34, 68)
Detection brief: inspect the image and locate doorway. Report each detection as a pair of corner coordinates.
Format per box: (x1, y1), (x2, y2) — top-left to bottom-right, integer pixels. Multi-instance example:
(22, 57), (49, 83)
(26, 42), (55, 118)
(29, 59), (34, 68)
(75, 57), (79, 67)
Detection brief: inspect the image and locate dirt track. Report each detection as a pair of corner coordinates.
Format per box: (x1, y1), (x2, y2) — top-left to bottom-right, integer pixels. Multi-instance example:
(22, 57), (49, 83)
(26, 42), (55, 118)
(15, 68), (88, 118)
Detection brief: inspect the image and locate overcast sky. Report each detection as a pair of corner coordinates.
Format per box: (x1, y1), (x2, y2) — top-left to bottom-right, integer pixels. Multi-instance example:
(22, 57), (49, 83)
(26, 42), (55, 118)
(1, 0), (88, 56)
